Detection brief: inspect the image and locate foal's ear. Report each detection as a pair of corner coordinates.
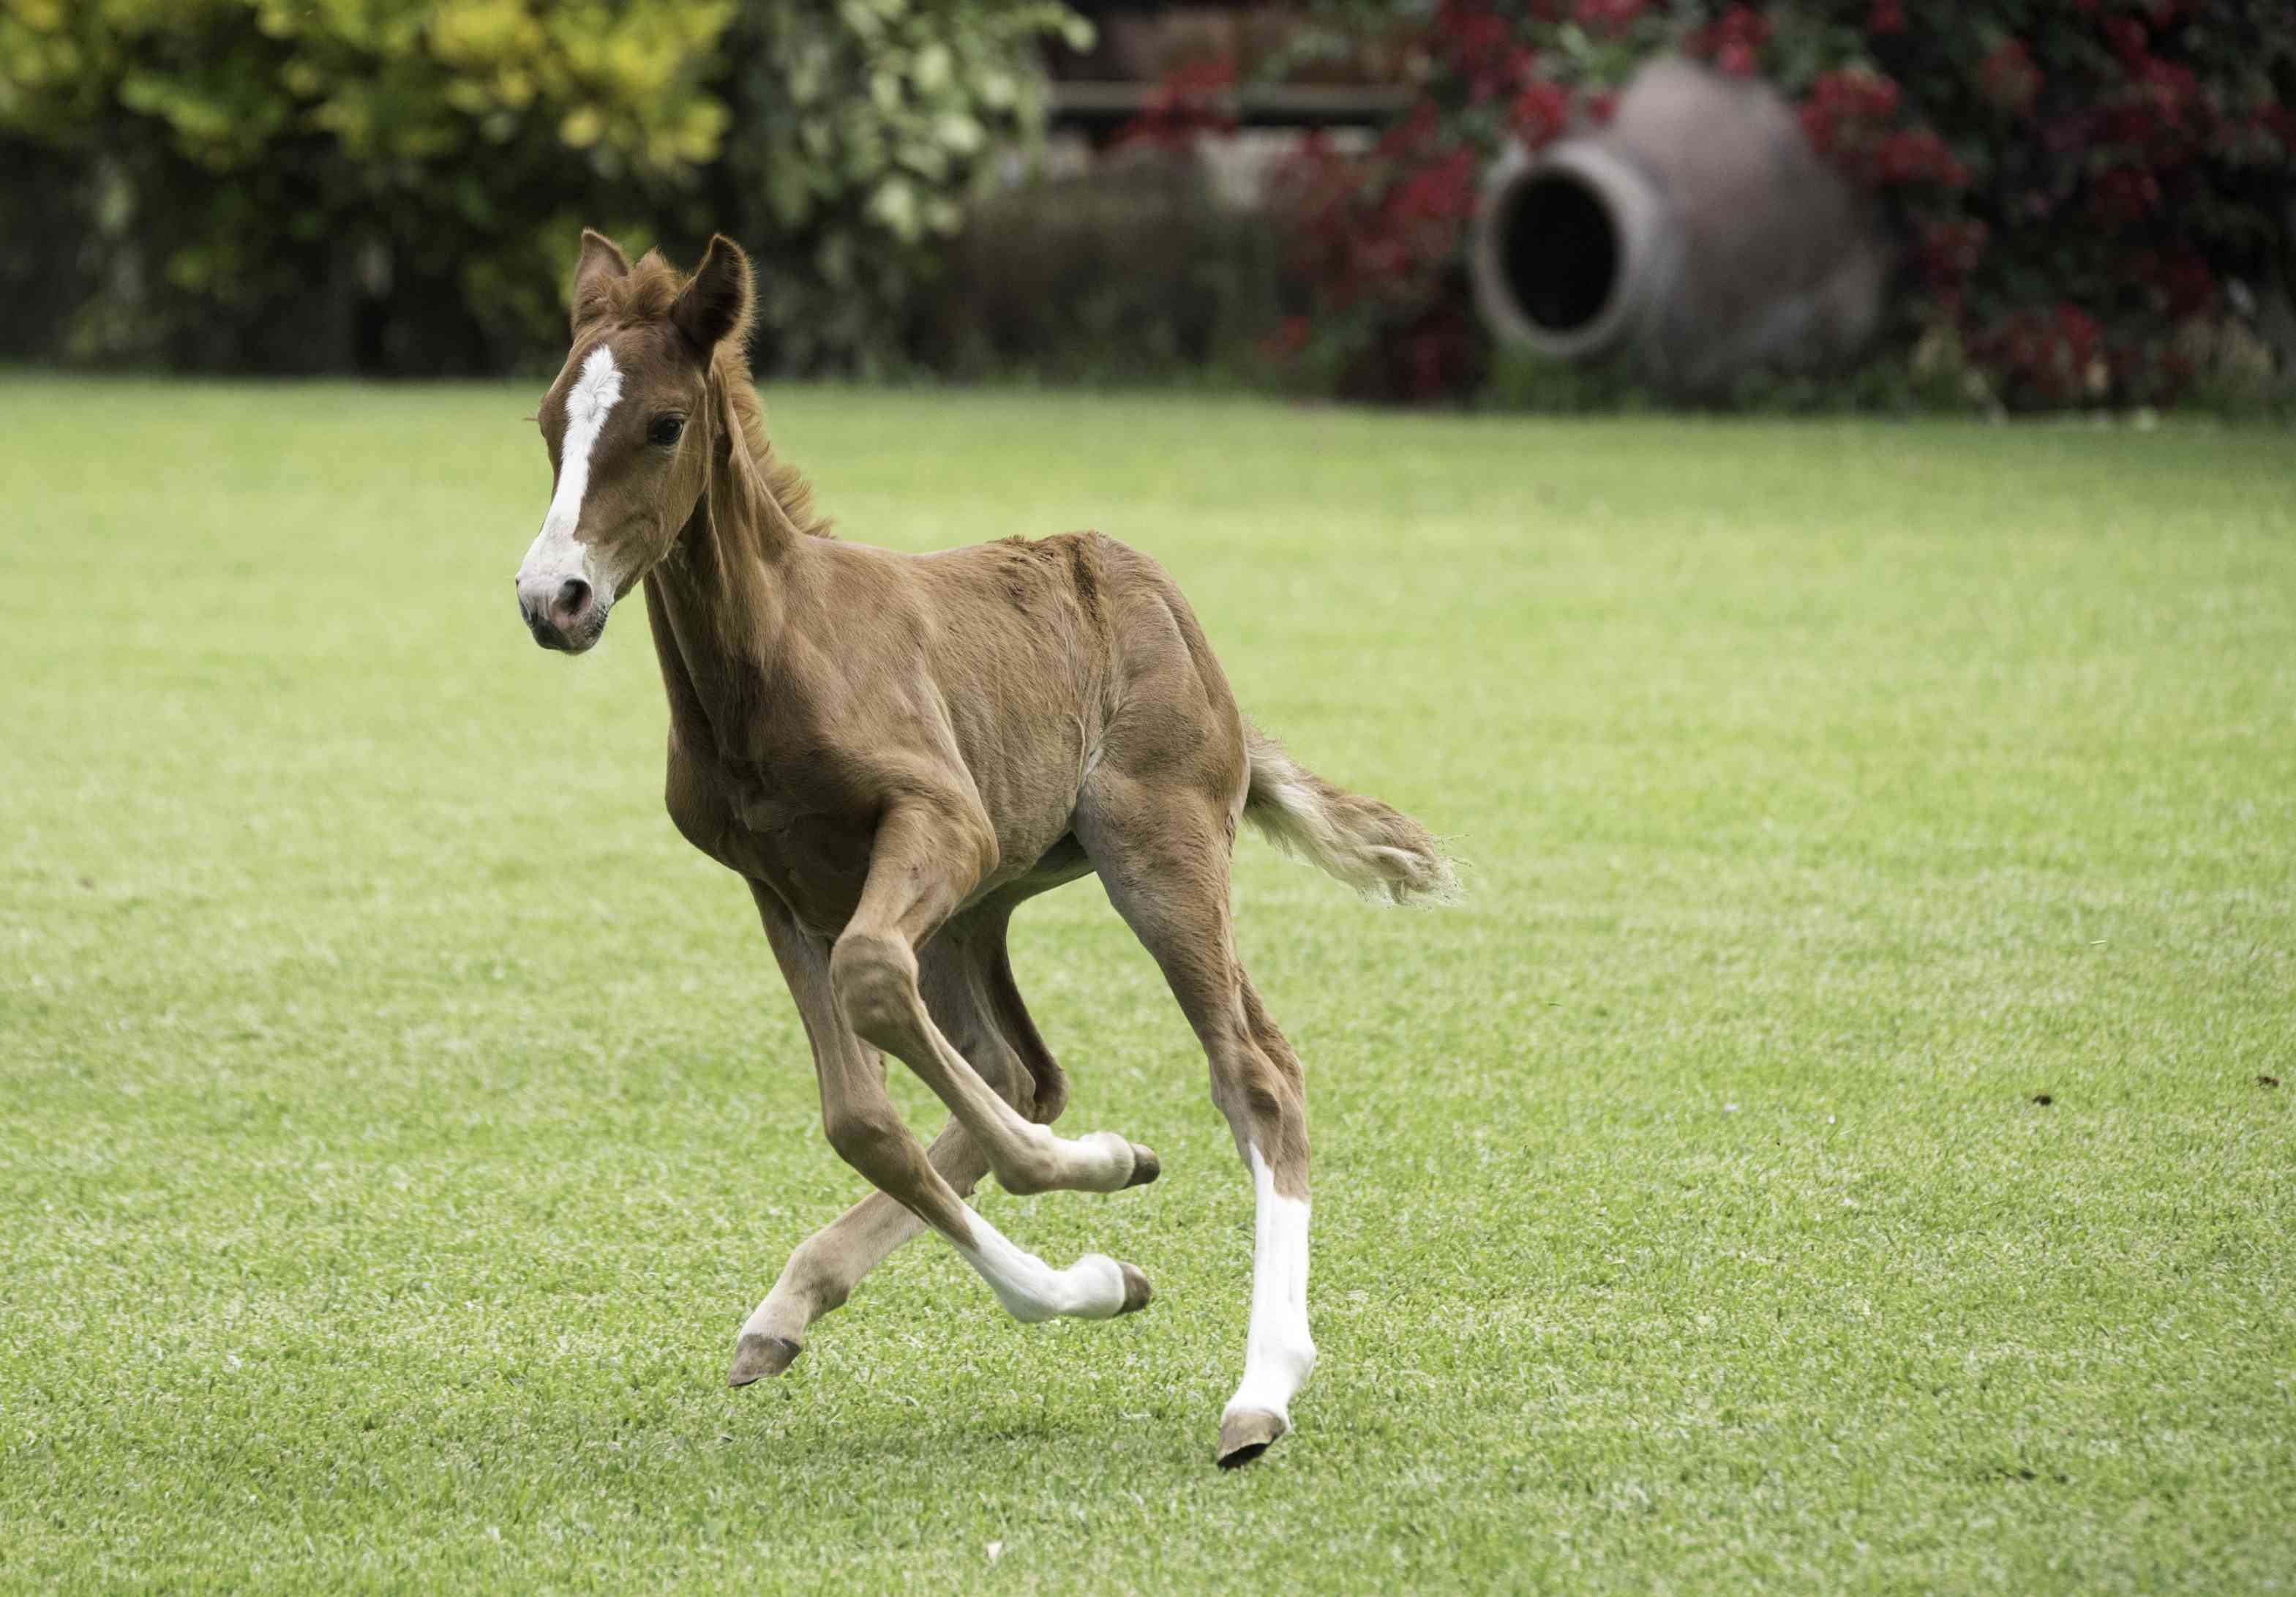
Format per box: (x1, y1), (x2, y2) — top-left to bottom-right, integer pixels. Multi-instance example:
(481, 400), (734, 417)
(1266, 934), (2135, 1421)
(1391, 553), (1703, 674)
(672, 233), (753, 357)
(571, 228), (631, 331)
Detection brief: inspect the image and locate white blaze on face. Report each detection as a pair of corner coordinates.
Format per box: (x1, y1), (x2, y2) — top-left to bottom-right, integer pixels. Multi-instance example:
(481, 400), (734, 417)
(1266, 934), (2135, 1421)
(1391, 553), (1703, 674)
(519, 342), (625, 602)
(1223, 1143), (1316, 1424)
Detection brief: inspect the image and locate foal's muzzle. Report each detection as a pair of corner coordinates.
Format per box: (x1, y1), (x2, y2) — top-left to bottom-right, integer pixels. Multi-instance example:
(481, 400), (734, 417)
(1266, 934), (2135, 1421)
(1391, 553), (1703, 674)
(515, 573), (603, 653)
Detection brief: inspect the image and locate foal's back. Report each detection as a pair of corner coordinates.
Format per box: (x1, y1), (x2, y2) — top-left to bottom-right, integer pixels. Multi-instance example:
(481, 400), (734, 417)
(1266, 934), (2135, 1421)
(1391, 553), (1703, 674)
(811, 528), (1250, 857)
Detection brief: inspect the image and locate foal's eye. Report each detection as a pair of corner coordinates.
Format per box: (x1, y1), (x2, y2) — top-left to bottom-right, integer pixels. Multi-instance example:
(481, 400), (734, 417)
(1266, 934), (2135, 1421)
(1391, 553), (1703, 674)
(648, 414), (685, 448)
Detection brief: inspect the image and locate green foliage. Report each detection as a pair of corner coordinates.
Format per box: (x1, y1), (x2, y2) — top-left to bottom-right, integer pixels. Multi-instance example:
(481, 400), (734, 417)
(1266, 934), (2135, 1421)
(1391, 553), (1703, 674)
(705, 0), (1084, 375)
(0, 0), (1078, 372)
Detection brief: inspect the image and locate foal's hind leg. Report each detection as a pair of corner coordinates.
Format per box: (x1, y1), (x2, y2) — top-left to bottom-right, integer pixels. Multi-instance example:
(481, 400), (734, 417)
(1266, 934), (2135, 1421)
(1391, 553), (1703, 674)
(1074, 777), (1316, 1467)
(732, 905), (1065, 1380)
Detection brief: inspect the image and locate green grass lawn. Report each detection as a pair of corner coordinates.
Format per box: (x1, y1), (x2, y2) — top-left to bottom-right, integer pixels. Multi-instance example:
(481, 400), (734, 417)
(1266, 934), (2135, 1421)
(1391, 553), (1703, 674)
(4, 375), (2292, 1593)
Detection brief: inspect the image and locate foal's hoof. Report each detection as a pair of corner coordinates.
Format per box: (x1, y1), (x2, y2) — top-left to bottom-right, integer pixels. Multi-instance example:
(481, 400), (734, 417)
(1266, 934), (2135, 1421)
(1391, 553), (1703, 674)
(1123, 1143), (1161, 1188)
(1215, 1408), (1288, 1469)
(1117, 1262), (1154, 1315)
(728, 1332), (803, 1386)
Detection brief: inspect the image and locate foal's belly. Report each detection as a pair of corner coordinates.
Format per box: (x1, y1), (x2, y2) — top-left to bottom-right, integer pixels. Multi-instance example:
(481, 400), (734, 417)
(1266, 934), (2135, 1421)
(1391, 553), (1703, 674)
(667, 765), (1092, 939)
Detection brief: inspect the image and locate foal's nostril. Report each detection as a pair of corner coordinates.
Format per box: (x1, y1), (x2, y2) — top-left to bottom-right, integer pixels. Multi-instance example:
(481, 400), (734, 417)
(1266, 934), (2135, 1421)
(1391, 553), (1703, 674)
(552, 576), (593, 626)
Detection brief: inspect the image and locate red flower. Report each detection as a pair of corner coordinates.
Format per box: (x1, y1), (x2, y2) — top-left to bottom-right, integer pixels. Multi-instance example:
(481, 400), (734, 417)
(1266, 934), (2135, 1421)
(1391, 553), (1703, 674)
(1978, 38), (2041, 115)
(1120, 57), (1237, 149)
(2100, 100), (2161, 149)
(2057, 305), (2102, 362)
(1801, 102), (1833, 152)
(1809, 67), (1900, 124)
(1875, 128), (1967, 186)
(1721, 4), (1771, 46)
(2137, 58), (2198, 127)
(1916, 217), (1989, 285)
(1260, 315), (1312, 363)
(1691, 5), (1770, 66)
(1386, 148), (1479, 225)
(1377, 100), (1441, 161)
(1509, 80), (1575, 149)
(2127, 247), (2217, 317)
(1981, 304), (2108, 405)
(2161, 257), (2215, 317)
(2103, 14), (2148, 66)
(1800, 69), (1905, 165)
(1867, 0), (1906, 34)
(2087, 165), (2161, 229)
(1572, 0), (1646, 37)
(2259, 103), (2296, 156)
(1411, 332), (1449, 400)
(1436, 2), (1520, 81)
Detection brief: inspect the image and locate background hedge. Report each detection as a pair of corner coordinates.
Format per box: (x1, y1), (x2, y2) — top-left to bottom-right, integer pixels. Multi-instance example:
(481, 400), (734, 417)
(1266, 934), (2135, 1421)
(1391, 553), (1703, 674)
(0, 0), (1076, 374)
(4, 0), (2291, 406)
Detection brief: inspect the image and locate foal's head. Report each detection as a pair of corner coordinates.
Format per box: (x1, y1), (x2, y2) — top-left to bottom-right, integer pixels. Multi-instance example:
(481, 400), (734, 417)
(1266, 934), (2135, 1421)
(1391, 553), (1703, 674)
(514, 229), (752, 653)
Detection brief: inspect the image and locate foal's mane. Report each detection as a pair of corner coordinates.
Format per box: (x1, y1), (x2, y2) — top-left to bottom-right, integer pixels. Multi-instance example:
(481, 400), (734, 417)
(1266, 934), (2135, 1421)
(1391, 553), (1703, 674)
(582, 247), (832, 547)
(715, 356), (832, 544)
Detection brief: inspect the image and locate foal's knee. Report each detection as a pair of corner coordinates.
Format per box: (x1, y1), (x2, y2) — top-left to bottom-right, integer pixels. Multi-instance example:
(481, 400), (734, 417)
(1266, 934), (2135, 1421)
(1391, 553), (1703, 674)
(830, 931), (918, 1047)
(822, 1099), (907, 1186)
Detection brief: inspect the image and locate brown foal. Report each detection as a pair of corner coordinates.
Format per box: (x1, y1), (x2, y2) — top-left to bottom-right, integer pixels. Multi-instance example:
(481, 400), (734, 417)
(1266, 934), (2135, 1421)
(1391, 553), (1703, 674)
(510, 231), (1456, 1467)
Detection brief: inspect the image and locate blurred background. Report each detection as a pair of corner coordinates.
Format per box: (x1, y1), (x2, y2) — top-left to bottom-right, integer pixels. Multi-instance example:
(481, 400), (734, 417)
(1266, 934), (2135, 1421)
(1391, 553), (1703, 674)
(2, 0), (2291, 411)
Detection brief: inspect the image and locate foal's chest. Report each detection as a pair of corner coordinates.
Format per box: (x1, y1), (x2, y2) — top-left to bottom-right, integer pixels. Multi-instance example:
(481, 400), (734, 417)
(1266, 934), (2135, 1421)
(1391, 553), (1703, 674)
(664, 754), (874, 935)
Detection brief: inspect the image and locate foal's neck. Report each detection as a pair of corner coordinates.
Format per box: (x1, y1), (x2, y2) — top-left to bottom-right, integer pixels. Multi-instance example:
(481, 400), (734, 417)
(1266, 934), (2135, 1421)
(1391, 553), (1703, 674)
(641, 365), (808, 757)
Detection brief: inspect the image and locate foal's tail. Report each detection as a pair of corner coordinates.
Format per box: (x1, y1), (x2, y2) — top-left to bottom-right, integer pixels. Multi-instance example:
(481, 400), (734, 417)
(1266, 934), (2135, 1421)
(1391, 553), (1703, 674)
(1241, 720), (1460, 906)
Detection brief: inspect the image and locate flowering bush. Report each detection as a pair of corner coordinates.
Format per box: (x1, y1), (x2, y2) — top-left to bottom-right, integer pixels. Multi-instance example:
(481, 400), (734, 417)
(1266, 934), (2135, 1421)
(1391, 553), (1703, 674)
(1265, 1), (2296, 407)
(1269, 107), (1488, 399)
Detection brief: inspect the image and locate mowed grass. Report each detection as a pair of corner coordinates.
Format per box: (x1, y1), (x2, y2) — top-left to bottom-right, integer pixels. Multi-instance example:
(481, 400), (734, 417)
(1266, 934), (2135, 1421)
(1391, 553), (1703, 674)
(3, 373), (2292, 1595)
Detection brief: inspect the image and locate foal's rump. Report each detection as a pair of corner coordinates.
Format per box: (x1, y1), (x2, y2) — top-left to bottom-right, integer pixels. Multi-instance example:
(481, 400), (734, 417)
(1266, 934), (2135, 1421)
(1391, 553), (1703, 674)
(1074, 535), (1459, 908)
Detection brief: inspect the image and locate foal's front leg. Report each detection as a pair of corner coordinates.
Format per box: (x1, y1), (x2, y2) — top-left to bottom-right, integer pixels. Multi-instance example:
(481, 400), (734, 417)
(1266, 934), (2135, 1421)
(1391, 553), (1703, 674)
(732, 815), (1149, 1381)
(734, 898), (1055, 1380)
(732, 1118), (981, 1382)
(831, 801), (1160, 1200)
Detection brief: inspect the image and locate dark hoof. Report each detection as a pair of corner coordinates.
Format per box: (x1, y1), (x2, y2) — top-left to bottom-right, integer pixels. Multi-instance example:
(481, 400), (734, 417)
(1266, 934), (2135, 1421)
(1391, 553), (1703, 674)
(1123, 1143), (1161, 1189)
(1216, 1408), (1287, 1469)
(1117, 1262), (1153, 1315)
(729, 1332), (802, 1386)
